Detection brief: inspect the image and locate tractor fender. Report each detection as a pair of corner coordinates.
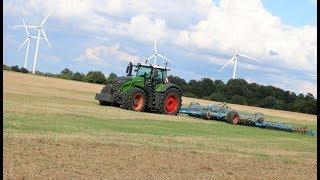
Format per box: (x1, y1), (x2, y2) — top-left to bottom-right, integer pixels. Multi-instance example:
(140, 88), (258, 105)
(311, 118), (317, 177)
(155, 83), (181, 94)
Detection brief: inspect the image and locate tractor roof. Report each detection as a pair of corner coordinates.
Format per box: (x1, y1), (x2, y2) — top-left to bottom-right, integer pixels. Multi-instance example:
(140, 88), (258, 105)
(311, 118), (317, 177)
(137, 62), (170, 71)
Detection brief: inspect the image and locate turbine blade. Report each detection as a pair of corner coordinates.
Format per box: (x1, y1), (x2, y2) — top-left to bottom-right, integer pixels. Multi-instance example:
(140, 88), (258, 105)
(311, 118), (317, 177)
(147, 54), (155, 60)
(218, 55), (236, 72)
(13, 25), (38, 29)
(158, 54), (173, 63)
(21, 18), (30, 36)
(40, 9), (53, 26)
(30, 36), (39, 39)
(306, 74), (316, 77)
(41, 29), (51, 48)
(17, 38), (29, 52)
(238, 53), (262, 62)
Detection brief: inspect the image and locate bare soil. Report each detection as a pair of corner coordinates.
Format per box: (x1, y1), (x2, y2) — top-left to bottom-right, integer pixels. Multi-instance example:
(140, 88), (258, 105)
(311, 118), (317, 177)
(4, 132), (316, 179)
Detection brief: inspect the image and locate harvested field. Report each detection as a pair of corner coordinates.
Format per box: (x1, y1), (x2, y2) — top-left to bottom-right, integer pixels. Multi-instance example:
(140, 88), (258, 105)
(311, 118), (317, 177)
(3, 71), (317, 179)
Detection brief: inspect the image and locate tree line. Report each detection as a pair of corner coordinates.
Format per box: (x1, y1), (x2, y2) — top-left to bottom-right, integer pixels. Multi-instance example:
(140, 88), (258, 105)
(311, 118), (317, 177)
(168, 75), (317, 115)
(3, 64), (317, 114)
(3, 64), (118, 85)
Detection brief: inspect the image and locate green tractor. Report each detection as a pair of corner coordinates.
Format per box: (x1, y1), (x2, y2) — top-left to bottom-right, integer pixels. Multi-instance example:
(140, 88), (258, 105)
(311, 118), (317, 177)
(95, 62), (182, 115)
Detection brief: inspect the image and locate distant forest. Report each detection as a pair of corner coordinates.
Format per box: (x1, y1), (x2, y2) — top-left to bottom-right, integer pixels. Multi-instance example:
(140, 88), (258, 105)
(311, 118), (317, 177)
(4, 64), (317, 115)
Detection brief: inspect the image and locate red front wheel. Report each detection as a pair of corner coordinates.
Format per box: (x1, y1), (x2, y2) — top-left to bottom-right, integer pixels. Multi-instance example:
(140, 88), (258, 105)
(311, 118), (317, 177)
(122, 88), (146, 112)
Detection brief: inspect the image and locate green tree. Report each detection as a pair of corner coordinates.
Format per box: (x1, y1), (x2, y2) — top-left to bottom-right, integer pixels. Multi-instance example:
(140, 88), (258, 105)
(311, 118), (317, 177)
(293, 95), (306, 113)
(183, 92), (197, 98)
(106, 73), (118, 84)
(213, 80), (225, 93)
(209, 92), (226, 102)
(20, 67), (29, 73)
(86, 71), (107, 84)
(10, 65), (20, 72)
(187, 79), (201, 98)
(198, 78), (215, 98)
(302, 93), (317, 114)
(230, 95), (247, 105)
(273, 99), (285, 110)
(71, 72), (86, 81)
(3, 64), (10, 70)
(44, 72), (57, 77)
(226, 79), (251, 99)
(60, 68), (73, 79)
(259, 96), (276, 108)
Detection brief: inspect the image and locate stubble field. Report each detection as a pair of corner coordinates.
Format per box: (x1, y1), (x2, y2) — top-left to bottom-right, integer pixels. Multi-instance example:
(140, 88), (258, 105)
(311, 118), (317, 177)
(3, 71), (317, 179)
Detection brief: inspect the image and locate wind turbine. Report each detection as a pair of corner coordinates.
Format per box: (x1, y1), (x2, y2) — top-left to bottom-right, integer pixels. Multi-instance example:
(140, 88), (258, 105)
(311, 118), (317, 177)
(15, 10), (53, 74)
(146, 41), (173, 65)
(16, 18), (42, 69)
(218, 52), (262, 79)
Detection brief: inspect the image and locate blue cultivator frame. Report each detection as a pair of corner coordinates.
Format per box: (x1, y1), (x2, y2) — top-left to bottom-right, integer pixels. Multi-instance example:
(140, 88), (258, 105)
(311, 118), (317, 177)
(179, 102), (316, 136)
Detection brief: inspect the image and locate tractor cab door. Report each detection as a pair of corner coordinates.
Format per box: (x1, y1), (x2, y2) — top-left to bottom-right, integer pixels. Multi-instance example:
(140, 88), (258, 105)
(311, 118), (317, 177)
(151, 69), (167, 84)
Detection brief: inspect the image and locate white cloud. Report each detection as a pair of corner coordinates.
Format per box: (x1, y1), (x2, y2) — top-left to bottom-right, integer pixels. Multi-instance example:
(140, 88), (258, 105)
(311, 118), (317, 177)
(128, 14), (167, 42)
(265, 73), (317, 96)
(76, 44), (140, 66)
(174, 0), (317, 72)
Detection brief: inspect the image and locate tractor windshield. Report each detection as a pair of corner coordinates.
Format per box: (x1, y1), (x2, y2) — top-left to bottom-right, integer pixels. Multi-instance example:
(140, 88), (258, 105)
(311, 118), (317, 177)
(136, 66), (152, 77)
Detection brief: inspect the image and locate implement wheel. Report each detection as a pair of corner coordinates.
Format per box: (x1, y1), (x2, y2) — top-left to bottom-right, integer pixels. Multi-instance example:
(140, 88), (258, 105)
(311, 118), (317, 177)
(226, 111), (239, 125)
(122, 87), (146, 112)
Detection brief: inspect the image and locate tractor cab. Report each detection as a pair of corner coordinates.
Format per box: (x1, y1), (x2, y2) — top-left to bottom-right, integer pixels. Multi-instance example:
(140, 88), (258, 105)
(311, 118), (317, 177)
(126, 62), (169, 83)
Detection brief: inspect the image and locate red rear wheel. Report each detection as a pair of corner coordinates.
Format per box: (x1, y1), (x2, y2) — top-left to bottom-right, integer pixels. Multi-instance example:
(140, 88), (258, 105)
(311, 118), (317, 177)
(161, 88), (181, 115)
(165, 95), (178, 113)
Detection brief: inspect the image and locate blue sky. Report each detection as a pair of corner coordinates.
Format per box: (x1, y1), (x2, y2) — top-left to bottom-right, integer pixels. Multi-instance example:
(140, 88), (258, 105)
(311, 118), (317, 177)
(3, 0), (317, 96)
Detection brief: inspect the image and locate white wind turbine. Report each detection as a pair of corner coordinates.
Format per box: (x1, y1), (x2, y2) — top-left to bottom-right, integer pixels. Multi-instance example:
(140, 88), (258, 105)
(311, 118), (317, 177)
(14, 10), (53, 74)
(218, 51), (263, 79)
(218, 30), (262, 79)
(146, 41), (173, 65)
(16, 18), (43, 69)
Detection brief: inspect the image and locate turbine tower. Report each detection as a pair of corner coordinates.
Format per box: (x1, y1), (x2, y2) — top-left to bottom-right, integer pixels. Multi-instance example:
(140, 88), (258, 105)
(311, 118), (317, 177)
(219, 52), (262, 79)
(146, 41), (173, 65)
(32, 10), (53, 74)
(16, 18), (42, 68)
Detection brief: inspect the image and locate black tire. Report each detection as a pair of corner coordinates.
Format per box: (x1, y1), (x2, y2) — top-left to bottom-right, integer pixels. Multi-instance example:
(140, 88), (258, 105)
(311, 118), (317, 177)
(99, 101), (112, 106)
(121, 87), (146, 112)
(158, 88), (182, 116)
(226, 111), (239, 125)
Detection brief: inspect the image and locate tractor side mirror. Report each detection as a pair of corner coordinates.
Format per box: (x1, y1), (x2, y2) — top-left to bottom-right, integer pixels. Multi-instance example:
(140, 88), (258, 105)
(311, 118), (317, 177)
(126, 62), (133, 76)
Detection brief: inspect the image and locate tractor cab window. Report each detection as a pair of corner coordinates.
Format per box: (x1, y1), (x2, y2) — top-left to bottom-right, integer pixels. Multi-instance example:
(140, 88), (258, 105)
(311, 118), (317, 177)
(136, 66), (152, 77)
